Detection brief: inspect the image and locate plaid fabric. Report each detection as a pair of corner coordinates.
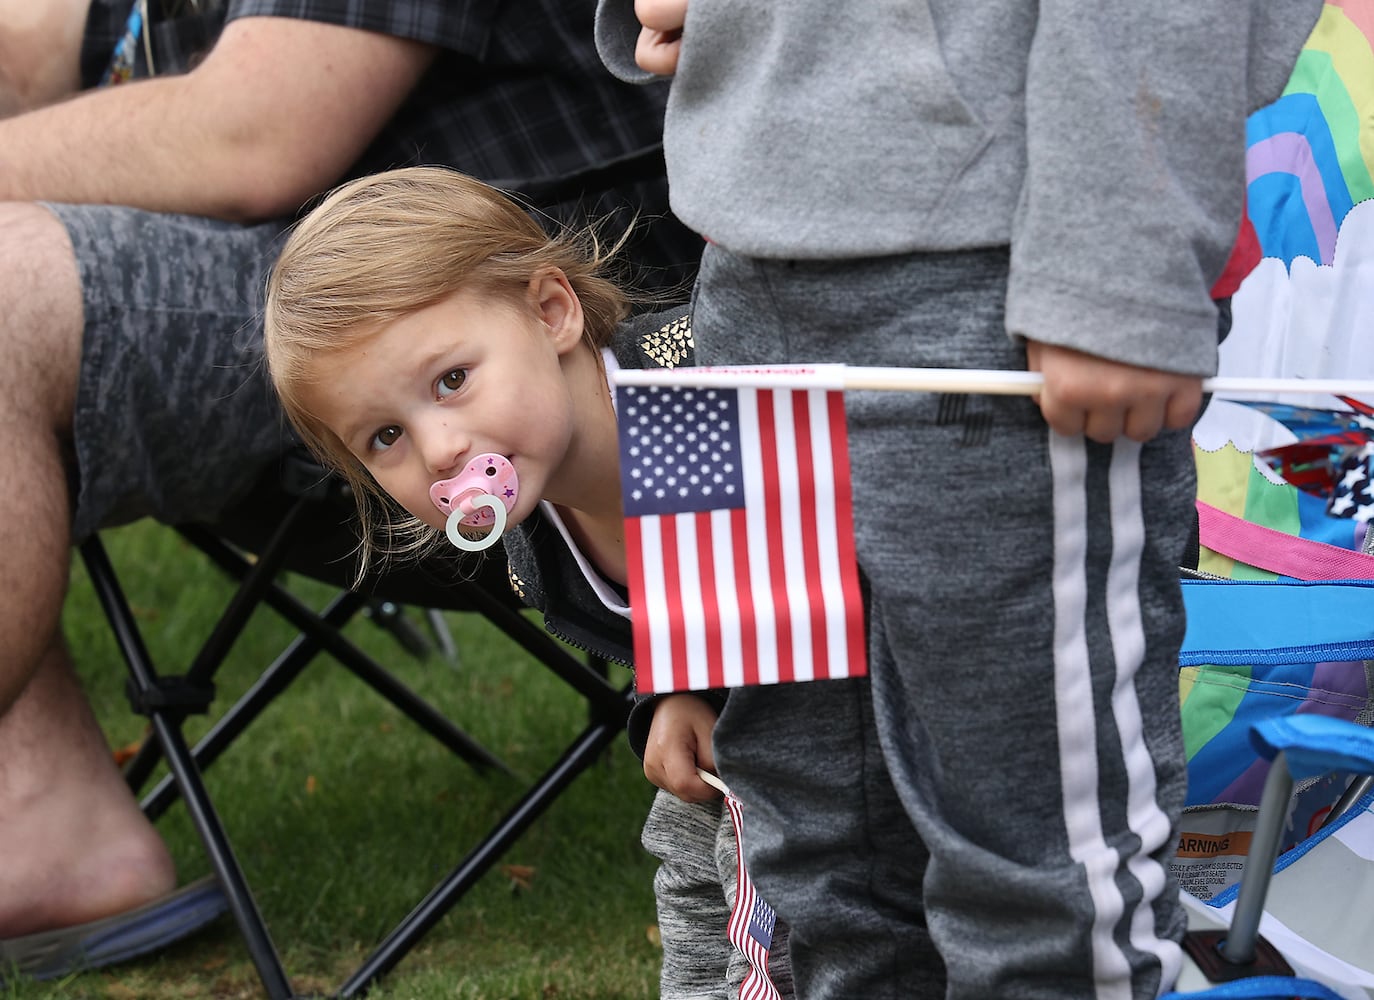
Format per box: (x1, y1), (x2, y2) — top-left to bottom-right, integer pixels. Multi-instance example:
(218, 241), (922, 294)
(81, 1), (227, 86)
(82, 0), (676, 200)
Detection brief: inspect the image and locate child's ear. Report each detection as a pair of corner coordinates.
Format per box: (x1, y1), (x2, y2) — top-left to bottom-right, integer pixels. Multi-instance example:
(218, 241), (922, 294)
(529, 269), (584, 354)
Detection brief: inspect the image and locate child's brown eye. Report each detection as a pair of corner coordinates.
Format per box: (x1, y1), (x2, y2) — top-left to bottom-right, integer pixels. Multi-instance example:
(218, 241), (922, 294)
(439, 369), (467, 395)
(373, 425), (402, 449)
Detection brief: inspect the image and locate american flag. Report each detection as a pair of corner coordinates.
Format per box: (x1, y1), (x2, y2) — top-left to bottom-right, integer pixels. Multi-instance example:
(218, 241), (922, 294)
(724, 791), (783, 1000)
(616, 382), (866, 694)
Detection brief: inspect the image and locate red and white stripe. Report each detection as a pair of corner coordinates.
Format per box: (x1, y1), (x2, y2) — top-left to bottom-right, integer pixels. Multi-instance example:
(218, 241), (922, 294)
(724, 791), (782, 1000)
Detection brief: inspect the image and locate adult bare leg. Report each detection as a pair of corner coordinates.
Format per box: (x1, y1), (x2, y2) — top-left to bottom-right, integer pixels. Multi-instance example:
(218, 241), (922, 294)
(0, 203), (176, 939)
(0, 0), (89, 116)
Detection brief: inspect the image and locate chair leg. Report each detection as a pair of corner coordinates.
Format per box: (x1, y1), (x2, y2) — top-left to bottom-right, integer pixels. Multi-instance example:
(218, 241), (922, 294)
(181, 526), (511, 775)
(140, 590), (368, 820)
(122, 499), (314, 792)
(78, 536), (297, 1000)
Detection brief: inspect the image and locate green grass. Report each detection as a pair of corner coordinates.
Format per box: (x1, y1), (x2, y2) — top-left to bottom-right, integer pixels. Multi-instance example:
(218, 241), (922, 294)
(9, 521), (662, 999)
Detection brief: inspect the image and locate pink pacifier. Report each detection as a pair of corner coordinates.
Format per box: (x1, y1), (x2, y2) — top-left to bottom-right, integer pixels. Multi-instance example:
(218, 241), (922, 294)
(429, 453), (519, 552)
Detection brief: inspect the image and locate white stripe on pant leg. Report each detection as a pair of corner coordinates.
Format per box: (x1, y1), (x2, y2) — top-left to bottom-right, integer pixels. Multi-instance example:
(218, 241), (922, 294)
(1105, 440), (1184, 992)
(1050, 432), (1131, 1000)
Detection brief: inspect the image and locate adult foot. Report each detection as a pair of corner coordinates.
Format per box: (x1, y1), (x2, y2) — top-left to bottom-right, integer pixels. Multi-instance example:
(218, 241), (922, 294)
(0, 772), (178, 939)
(0, 646), (178, 939)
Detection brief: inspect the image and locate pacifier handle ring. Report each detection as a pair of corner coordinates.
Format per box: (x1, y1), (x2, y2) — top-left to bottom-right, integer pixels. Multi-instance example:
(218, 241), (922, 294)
(443, 494), (507, 552)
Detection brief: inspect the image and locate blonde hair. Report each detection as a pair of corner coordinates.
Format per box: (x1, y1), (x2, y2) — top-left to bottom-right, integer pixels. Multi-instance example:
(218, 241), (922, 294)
(264, 165), (632, 574)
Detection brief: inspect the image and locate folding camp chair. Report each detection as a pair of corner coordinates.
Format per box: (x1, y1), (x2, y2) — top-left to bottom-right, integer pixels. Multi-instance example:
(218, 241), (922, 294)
(1164, 571), (1374, 999)
(1168, 716), (1374, 998)
(76, 445), (634, 999)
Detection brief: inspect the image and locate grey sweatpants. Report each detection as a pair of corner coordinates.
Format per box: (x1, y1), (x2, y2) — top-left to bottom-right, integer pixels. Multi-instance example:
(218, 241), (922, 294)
(697, 245), (1194, 1000)
(643, 787), (794, 999)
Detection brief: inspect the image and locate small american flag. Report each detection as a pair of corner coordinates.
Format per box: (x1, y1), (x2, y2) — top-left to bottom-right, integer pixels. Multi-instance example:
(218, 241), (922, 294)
(617, 382), (866, 694)
(724, 791), (783, 1000)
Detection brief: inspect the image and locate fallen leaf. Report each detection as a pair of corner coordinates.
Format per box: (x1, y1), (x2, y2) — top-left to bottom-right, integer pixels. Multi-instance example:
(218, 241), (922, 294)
(501, 863), (536, 892)
(646, 924), (661, 948)
(305, 774), (317, 794)
(111, 738), (144, 766)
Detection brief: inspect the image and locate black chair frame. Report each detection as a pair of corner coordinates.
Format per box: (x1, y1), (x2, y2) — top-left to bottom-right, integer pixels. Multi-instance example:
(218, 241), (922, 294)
(79, 458), (633, 999)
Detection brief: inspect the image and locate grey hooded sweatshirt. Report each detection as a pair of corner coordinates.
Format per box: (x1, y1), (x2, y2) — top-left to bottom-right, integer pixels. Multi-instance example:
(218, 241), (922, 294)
(595, 1), (1321, 376)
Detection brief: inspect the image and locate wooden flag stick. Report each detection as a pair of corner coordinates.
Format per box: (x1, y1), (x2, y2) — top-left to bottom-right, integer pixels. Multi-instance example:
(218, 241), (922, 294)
(612, 365), (1374, 400)
(696, 767), (730, 796)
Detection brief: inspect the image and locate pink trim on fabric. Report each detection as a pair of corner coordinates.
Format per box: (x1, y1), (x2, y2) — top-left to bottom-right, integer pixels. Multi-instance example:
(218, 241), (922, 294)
(1196, 500), (1374, 580)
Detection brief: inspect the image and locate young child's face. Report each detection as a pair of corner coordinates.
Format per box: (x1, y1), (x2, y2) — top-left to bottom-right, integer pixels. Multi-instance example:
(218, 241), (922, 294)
(297, 275), (585, 533)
